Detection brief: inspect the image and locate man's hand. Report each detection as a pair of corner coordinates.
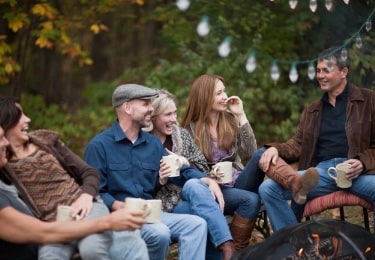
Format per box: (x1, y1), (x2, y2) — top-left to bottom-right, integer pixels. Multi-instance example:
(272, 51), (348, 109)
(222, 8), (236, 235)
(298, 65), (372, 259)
(259, 147), (279, 172)
(111, 200), (126, 211)
(344, 158), (364, 180)
(108, 208), (146, 231)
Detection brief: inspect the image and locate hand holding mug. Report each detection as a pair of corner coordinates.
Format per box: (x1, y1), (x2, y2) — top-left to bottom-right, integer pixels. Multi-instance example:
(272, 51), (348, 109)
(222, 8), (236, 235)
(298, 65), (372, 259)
(212, 161), (233, 184)
(328, 163), (352, 188)
(161, 154), (183, 177)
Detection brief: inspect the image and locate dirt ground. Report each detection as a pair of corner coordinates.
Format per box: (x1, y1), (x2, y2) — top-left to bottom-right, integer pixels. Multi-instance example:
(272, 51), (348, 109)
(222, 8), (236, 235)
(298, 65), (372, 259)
(167, 207), (374, 259)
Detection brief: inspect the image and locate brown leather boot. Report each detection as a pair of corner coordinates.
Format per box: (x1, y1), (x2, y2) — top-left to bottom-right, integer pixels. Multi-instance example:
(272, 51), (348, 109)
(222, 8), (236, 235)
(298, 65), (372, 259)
(230, 212), (256, 251)
(218, 240), (235, 260)
(265, 157), (319, 204)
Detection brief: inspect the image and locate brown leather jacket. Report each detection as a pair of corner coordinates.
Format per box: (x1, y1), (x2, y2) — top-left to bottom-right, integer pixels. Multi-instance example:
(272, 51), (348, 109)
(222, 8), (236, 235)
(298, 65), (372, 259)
(267, 83), (375, 174)
(2, 129), (100, 218)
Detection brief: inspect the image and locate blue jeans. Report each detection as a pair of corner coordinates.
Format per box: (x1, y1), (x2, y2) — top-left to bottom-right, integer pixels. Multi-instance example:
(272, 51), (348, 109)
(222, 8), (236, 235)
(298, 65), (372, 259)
(259, 157), (375, 232)
(38, 202), (112, 260)
(173, 179), (232, 247)
(110, 230), (149, 260)
(173, 179), (232, 260)
(141, 211), (207, 260)
(221, 186), (260, 219)
(235, 147), (266, 193)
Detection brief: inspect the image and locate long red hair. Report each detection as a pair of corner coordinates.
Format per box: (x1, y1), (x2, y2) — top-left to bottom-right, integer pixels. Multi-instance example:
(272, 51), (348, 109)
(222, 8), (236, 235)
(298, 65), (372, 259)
(181, 74), (238, 161)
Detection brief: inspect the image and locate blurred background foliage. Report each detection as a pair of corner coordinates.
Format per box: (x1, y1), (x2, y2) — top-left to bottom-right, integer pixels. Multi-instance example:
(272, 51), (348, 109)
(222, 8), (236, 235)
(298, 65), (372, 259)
(1, 0), (374, 155)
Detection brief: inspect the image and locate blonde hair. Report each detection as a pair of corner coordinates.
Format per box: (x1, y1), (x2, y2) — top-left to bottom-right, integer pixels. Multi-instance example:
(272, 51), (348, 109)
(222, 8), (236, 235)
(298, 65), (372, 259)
(143, 89), (178, 132)
(151, 89), (178, 118)
(181, 74), (238, 161)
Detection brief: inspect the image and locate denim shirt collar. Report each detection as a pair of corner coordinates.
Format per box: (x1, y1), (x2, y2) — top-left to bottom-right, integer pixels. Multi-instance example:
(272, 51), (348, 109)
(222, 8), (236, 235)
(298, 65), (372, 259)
(112, 119), (147, 145)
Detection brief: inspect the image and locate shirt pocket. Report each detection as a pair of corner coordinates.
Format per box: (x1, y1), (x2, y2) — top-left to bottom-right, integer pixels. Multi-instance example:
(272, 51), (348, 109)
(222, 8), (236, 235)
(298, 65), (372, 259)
(108, 163), (133, 193)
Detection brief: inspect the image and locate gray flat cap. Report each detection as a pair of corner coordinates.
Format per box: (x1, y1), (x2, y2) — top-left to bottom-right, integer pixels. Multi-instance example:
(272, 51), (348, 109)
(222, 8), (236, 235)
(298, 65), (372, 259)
(112, 84), (159, 107)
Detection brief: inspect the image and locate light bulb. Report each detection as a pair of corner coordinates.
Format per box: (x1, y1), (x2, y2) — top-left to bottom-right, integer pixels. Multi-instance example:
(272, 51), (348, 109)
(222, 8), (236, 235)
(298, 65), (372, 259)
(340, 47), (348, 61)
(343, 0), (349, 4)
(355, 34), (362, 49)
(197, 16), (210, 37)
(218, 37), (232, 58)
(325, 0), (333, 11)
(309, 0), (317, 12)
(270, 61), (280, 82)
(307, 62), (315, 80)
(365, 20), (372, 32)
(289, 0), (298, 9)
(289, 63), (298, 83)
(176, 0), (190, 11)
(245, 52), (256, 73)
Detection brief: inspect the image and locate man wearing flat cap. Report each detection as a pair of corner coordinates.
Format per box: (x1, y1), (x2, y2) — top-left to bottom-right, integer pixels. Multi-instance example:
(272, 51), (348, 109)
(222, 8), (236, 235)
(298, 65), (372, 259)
(84, 84), (208, 260)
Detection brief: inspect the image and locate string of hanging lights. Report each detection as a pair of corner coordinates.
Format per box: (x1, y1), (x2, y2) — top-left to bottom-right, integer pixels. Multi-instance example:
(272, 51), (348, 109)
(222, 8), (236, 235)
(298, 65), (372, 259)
(175, 0), (374, 83)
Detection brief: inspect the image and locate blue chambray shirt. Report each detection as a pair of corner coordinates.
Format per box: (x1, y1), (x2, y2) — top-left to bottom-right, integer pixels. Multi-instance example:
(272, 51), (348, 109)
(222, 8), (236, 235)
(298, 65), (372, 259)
(84, 120), (206, 209)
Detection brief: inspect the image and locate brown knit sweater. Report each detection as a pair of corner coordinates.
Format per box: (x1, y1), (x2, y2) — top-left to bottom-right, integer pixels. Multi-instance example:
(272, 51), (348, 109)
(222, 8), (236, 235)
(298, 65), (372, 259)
(5, 129), (100, 221)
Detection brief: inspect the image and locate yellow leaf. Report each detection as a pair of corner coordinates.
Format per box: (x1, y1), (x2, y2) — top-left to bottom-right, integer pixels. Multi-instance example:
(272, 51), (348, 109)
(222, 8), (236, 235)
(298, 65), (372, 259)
(84, 57), (93, 65)
(90, 24), (100, 34)
(135, 0), (144, 5)
(32, 3), (55, 19)
(5, 63), (13, 74)
(35, 37), (53, 48)
(41, 21), (53, 30)
(8, 20), (23, 32)
(32, 4), (46, 16)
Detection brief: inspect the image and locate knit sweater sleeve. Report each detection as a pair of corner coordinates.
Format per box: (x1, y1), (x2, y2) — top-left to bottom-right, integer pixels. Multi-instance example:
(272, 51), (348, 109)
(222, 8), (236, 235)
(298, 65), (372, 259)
(179, 127), (210, 173)
(54, 140), (100, 196)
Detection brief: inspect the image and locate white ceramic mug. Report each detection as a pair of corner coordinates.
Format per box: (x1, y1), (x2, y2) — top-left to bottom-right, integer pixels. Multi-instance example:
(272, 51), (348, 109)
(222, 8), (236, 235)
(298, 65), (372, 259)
(125, 197), (152, 217)
(328, 163), (352, 188)
(56, 205), (74, 222)
(162, 154), (182, 177)
(145, 199), (162, 223)
(213, 161), (233, 184)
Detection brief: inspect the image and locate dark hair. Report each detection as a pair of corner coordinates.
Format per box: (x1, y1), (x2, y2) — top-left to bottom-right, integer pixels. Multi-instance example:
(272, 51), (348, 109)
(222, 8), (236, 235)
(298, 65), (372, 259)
(0, 96), (22, 132)
(317, 47), (351, 70)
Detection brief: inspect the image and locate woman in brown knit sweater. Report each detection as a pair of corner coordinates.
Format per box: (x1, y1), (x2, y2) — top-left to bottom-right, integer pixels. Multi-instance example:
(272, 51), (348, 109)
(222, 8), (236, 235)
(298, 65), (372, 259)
(0, 96), (136, 260)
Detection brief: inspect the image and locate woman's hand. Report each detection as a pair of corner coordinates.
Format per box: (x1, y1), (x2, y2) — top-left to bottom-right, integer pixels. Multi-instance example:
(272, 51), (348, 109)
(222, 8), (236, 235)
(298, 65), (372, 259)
(227, 96), (248, 125)
(165, 148), (190, 166)
(200, 177), (225, 212)
(70, 193), (93, 220)
(159, 160), (171, 185)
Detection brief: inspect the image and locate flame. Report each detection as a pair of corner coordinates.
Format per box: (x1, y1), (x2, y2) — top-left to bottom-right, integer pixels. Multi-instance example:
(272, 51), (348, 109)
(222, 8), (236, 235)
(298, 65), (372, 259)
(365, 247), (371, 253)
(298, 248), (304, 256)
(312, 233), (320, 255)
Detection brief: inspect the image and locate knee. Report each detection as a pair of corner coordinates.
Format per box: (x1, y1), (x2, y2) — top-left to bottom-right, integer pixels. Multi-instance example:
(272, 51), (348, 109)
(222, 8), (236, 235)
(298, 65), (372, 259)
(259, 179), (277, 198)
(182, 179), (206, 197)
(183, 178), (202, 191)
(144, 224), (171, 246)
(254, 147), (266, 161)
(242, 192), (261, 211)
(190, 215), (207, 230)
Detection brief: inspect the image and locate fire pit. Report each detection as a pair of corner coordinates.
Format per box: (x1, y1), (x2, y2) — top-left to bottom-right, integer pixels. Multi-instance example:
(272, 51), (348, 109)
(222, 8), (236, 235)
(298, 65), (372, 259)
(233, 219), (375, 259)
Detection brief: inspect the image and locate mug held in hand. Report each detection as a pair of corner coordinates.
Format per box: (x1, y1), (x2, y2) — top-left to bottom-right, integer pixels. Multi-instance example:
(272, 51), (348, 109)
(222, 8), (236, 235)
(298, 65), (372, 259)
(213, 161), (233, 184)
(327, 163), (352, 188)
(162, 154), (183, 177)
(125, 197), (152, 218)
